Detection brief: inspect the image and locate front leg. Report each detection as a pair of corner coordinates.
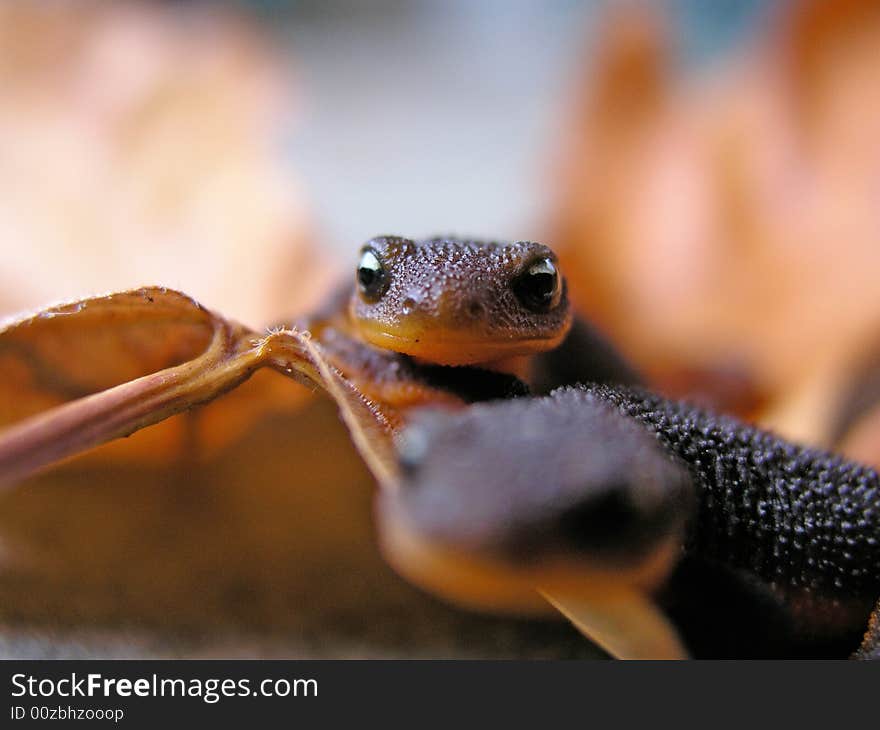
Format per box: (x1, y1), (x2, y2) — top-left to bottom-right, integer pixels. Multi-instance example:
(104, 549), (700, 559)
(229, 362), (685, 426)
(382, 384), (880, 658)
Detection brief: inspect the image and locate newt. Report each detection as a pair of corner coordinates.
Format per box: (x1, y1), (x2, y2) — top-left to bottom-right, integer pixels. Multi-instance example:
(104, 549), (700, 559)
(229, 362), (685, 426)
(305, 235), (879, 659)
(378, 385), (880, 659)
(297, 235), (637, 416)
(3, 234), (876, 659)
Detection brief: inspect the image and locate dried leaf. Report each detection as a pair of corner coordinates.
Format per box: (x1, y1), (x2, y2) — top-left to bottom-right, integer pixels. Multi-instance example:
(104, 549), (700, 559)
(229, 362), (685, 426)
(0, 288), (216, 426)
(0, 287), (398, 492)
(0, 2), (337, 469)
(258, 331), (399, 489)
(550, 0), (880, 449)
(0, 2), (329, 326)
(540, 589), (688, 660)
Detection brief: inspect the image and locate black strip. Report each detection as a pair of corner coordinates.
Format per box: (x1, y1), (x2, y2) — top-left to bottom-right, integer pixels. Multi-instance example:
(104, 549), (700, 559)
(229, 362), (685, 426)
(417, 364), (530, 403)
(1, 659), (874, 727)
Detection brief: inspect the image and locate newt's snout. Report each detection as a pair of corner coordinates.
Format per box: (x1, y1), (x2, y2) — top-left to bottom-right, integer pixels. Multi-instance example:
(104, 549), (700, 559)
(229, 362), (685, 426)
(377, 389), (695, 614)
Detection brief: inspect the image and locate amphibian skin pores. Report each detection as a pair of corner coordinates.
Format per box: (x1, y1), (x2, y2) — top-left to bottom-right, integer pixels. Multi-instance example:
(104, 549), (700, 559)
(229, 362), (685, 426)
(378, 385), (880, 659)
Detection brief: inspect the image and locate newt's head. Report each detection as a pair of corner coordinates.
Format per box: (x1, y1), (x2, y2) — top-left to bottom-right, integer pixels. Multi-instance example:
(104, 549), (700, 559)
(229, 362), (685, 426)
(375, 387), (694, 618)
(349, 236), (573, 366)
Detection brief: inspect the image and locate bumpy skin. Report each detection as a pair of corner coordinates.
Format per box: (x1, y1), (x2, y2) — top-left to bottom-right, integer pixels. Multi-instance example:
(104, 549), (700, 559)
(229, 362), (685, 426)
(587, 385), (880, 601)
(585, 384), (880, 657)
(350, 236), (573, 365)
(391, 385), (880, 657)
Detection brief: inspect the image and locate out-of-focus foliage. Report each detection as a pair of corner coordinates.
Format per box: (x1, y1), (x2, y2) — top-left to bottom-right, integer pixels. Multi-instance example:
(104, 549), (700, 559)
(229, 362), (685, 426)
(0, 4), (379, 656)
(0, 287), (398, 489)
(0, 2), (339, 466)
(551, 0), (880, 451)
(0, 1), (330, 327)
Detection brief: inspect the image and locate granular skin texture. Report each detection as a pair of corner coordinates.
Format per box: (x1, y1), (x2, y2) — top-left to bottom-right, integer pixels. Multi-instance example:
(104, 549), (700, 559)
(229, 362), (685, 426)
(350, 236), (571, 342)
(391, 383), (880, 655)
(576, 385), (880, 605)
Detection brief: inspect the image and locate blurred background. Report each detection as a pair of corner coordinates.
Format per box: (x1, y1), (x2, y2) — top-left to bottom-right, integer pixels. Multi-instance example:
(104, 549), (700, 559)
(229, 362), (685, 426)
(2, 0), (880, 657)
(286, 0), (766, 248)
(0, 0), (771, 322)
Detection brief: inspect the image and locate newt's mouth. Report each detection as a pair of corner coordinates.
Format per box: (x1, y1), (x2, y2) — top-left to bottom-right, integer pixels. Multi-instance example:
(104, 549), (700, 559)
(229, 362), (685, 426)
(355, 321), (569, 367)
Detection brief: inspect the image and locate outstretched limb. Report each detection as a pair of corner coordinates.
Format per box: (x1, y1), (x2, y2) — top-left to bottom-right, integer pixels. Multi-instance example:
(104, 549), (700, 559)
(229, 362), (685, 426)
(0, 288), (399, 490)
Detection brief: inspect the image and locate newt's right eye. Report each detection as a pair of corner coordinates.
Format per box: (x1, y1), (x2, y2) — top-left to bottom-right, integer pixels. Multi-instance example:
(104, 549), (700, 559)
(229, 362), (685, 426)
(357, 248), (389, 301)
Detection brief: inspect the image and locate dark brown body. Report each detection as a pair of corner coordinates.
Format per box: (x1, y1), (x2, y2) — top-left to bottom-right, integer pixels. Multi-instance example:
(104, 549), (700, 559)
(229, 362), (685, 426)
(306, 235), (880, 657)
(387, 385), (880, 658)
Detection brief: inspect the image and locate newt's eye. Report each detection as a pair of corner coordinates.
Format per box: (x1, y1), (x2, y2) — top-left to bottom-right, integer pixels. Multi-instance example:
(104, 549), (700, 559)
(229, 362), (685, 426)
(357, 248), (389, 301)
(513, 257), (561, 312)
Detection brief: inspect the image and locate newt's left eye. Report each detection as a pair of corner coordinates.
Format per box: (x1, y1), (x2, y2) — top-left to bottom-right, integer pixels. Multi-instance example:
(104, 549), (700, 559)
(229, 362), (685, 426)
(357, 248), (389, 301)
(513, 257), (562, 312)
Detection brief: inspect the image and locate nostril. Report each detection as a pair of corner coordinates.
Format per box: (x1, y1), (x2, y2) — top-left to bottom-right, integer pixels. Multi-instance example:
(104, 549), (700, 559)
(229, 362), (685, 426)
(466, 300), (485, 319)
(401, 297), (417, 315)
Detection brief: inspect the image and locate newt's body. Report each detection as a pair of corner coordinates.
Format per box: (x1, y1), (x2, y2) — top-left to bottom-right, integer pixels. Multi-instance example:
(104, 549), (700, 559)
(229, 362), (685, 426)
(304, 234), (879, 659)
(381, 386), (880, 657)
